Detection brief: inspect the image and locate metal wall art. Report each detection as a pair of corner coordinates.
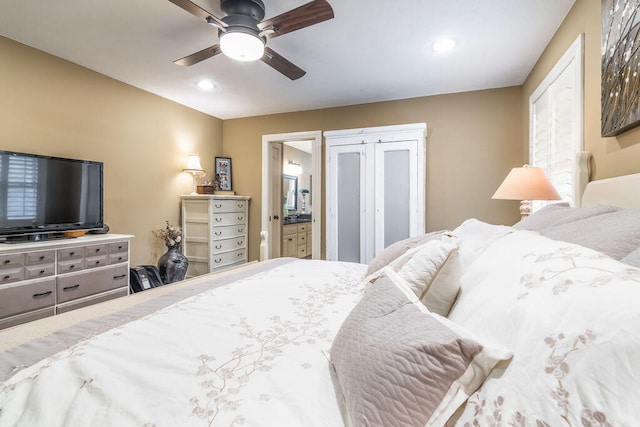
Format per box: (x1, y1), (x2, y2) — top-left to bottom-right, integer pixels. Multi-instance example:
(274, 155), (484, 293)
(602, 0), (640, 136)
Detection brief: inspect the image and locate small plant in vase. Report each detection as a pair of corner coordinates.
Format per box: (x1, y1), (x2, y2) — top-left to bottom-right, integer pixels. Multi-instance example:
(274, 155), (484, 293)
(153, 221), (188, 284)
(299, 188), (309, 213)
(153, 221), (183, 249)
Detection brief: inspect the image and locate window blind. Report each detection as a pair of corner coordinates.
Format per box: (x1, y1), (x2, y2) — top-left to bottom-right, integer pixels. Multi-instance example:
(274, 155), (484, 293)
(529, 35), (583, 211)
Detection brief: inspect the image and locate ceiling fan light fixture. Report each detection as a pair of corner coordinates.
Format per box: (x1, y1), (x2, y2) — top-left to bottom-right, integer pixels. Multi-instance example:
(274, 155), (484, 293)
(433, 38), (456, 53)
(220, 31), (265, 62)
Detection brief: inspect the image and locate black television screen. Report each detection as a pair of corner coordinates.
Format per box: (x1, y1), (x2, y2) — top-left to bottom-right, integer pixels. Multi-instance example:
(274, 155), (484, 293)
(0, 151), (103, 239)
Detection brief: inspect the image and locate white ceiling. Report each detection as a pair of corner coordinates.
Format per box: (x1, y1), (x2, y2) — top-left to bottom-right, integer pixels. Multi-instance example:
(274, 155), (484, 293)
(0, 0), (575, 120)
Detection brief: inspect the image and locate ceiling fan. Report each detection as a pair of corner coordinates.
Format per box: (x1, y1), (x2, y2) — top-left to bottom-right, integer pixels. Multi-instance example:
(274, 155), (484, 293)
(168, 0), (334, 80)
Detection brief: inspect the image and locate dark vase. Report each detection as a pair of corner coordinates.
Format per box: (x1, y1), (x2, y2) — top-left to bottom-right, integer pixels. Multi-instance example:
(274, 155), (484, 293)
(158, 244), (188, 284)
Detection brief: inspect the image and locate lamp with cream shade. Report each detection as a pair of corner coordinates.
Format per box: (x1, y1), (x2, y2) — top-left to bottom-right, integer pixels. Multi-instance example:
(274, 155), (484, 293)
(183, 154), (206, 195)
(492, 165), (561, 219)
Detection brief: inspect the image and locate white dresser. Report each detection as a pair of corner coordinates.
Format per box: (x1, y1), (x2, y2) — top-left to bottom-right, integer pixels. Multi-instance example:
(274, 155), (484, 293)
(181, 195), (250, 277)
(0, 234), (133, 330)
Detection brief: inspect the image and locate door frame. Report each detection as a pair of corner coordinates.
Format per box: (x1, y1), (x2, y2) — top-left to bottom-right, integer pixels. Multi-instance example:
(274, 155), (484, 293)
(261, 130), (322, 260)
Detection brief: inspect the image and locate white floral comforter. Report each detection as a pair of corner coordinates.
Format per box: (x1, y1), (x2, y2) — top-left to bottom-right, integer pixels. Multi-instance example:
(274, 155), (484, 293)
(449, 220), (640, 426)
(0, 259), (366, 427)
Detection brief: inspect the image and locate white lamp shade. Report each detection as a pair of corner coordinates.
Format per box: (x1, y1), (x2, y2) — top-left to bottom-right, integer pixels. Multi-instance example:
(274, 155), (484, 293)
(184, 154), (204, 174)
(220, 31), (265, 62)
(492, 166), (561, 201)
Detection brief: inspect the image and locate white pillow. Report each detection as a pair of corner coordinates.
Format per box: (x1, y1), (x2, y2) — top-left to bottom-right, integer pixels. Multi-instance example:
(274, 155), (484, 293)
(394, 236), (461, 317)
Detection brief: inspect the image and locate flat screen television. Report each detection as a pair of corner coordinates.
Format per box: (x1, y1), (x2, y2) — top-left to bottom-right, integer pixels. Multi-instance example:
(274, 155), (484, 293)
(0, 150), (103, 241)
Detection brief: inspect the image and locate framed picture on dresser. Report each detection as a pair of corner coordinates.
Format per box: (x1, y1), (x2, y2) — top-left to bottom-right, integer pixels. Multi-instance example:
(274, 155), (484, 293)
(215, 157), (232, 191)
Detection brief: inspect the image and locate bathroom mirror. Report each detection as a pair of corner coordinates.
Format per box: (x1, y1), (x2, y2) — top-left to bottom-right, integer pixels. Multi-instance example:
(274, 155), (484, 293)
(283, 174), (298, 211)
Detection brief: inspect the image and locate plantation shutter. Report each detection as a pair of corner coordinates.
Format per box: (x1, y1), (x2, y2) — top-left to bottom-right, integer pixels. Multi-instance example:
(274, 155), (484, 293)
(529, 35), (583, 211)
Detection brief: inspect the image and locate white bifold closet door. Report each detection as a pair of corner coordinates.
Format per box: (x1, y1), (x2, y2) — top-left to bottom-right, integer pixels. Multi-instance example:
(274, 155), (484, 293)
(326, 133), (424, 263)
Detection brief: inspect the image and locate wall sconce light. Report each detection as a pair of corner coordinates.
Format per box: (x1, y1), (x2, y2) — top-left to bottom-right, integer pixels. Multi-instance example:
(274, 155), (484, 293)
(285, 160), (303, 176)
(492, 164), (561, 219)
(183, 153), (206, 195)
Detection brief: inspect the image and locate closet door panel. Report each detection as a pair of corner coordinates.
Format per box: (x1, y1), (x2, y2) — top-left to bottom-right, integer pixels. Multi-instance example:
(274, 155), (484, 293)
(374, 140), (419, 259)
(327, 145), (366, 262)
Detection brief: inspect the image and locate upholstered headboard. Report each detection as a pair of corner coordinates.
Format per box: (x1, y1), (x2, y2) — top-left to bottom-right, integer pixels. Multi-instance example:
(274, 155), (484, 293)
(581, 172), (640, 209)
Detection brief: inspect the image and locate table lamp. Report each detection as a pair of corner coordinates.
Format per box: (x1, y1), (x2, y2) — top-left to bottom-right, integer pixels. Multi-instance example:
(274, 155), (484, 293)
(183, 154), (206, 195)
(492, 165), (561, 219)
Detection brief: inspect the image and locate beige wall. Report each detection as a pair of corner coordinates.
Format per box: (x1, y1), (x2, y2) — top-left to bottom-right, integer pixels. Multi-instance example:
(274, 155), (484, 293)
(223, 87), (524, 261)
(523, 0), (640, 178)
(0, 36), (223, 265)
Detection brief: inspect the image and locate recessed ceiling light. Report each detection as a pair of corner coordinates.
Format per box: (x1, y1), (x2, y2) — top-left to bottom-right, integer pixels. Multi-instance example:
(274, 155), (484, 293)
(433, 38), (456, 52)
(196, 79), (215, 91)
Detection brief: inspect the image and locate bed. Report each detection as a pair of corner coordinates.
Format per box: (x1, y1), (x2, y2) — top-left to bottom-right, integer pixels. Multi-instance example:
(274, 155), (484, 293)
(2, 172), (640, 426)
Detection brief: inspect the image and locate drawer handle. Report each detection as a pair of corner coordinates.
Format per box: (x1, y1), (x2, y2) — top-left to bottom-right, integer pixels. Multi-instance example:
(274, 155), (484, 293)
(113, 274), (127, 280)
(237, 228), (243, 232)
(214, 258), (222, 263)
(95, 248), (101, 253)
(237, 252), (243, 257)
(215, 218), (222, 222)
(288, 238), (294, 241)
(39, 269), (45, 274)
(3, 275), (10, 280)
(3, 260), (9, 265)
(70, 251), (75, 256)
(39, 255), (45, 261)
(63, 284), (80, 291)
(117, 245), (123, 250)
(237, 216), (244, 221)
(237, 203), (243, 208)
(237, 241), (243, 245)
(215, 245), (222, 249)
(33, 291), (53, 298)
(95, 260), (101, 265)
(215, 203), (222, 208)
(214, 231), (222, 236)
(69, 265), (76, 269)
(117, 256), (123, 261)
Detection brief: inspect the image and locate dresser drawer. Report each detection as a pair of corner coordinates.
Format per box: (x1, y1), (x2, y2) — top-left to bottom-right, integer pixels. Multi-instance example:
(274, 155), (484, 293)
(109, 252), (128, 264)
(57, 265), (128, 304)
(0, 253), (24, 268)
(58, 258), (85, 273)
(58, 247), (85, 261)
(25, 250), (55, 265)
(211, 248), (246, 269)
(0, 266), (24, 285)
(212, 224), (246, 240)
(297, 232), (307, 244)
(211, 199), (247, 213)
(85, 244), (109, 257)
(212, 212), (247, 226)
(212, 237), (246, 254)
(297, 223), (309, 233)
(25, 263), (55, 280)
(0, 278), (55, 319)
(109, 241), (129, 253)
(85, 254), (109, 269)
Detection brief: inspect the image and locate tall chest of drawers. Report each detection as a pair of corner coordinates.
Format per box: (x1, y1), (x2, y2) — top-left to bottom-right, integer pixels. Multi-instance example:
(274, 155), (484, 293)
(181, 195), (250, 278)
(0, 234), (133, 330)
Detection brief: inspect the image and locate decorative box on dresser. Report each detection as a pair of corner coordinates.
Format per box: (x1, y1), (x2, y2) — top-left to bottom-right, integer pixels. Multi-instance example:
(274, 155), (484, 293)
(0, 234), (133, 330)
(181, 195), (250, 278)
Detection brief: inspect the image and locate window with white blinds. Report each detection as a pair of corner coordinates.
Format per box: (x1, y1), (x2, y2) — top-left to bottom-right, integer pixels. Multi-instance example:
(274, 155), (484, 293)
(529, 34), (584, 210)
(0, 155), (39, 221)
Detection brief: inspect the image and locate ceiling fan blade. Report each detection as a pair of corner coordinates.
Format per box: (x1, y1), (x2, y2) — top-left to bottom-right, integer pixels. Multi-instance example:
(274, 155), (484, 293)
(174, 45), (222, 66)
(261, 47), (306, 80)
(258, 0), (334, 39)
(167, 0), (227, 28)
